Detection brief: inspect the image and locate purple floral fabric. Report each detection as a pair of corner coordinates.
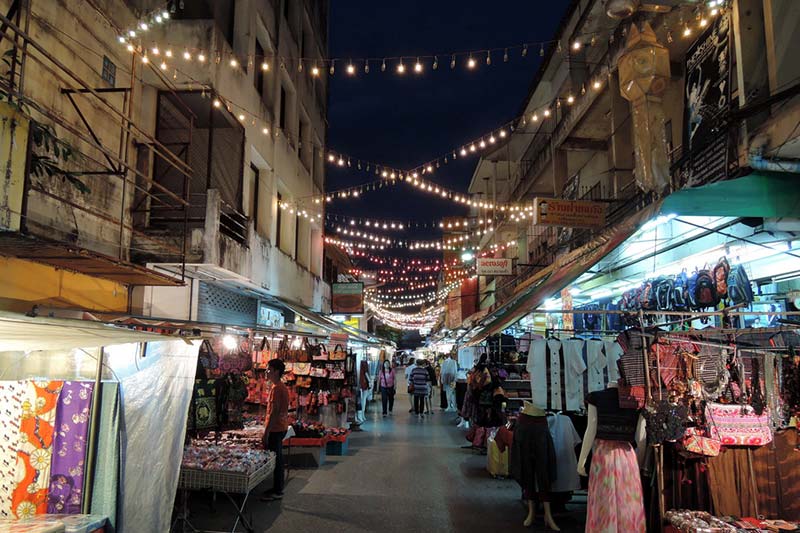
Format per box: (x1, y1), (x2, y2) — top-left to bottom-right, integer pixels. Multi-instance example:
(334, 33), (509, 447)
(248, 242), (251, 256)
(47, 382), (93, 514)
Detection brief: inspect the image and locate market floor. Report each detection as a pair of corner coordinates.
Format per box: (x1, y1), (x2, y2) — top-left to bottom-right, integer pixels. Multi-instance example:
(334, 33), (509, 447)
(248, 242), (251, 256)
(180, 381), (587, 532)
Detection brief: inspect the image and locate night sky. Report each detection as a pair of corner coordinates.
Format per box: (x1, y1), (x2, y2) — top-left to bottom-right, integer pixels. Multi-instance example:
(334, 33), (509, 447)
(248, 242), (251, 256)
(326, 1), (572, 245)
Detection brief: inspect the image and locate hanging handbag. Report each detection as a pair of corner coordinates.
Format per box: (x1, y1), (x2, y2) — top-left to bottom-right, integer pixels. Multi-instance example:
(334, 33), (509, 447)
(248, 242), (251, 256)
(329, 364), (345, 380)
(277, 338), (291, 361)
(705, 401), (773, 446)
(678, 427), (721, 457)
(293, 362), (311, 376)
(296, 339), (310, 362)
(310, 366), (328, 378)
(330, 344), (347, 361)
(312, 342), (329, 361)
(296, 376), (312, 388)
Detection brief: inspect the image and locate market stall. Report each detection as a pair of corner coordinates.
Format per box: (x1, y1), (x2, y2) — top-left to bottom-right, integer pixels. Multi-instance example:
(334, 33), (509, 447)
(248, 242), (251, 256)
(0, 311), (200, 533)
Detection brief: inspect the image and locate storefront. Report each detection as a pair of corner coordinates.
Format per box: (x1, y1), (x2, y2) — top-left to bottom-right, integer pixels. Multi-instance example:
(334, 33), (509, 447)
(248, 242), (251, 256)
(450, 172), (800, 530)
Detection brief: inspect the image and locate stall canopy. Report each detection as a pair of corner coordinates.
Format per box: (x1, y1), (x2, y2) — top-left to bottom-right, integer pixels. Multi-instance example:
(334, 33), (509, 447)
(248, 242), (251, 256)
(463, 171), (800, 347)
(269, 296), (385, 346)
(660, 171), (800, 218)
(0, 310), (175, 352)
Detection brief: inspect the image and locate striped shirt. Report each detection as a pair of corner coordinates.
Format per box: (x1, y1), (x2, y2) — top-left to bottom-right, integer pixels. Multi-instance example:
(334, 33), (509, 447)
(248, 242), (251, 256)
(410, 366), (430, 395)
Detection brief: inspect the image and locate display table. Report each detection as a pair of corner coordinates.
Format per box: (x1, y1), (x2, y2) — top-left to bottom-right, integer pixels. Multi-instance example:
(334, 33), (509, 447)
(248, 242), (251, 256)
(283, 436), (329, 468)
(176, 446), (276, 533)
(0, 515), (107, 533)
(325, 431), (351, 456)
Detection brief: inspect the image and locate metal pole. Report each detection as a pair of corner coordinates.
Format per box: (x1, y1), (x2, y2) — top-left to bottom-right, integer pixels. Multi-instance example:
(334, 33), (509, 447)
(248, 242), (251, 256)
(81, 346), (105, 514)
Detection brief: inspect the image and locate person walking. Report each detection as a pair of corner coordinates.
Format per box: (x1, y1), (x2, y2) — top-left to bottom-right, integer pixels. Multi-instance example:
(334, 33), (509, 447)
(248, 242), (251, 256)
(261, 359), (289, 501)
(410, 359), (431, 419)
(440, 352), (458, 412)
(378, 360), (396, 417)
(405, 358), (416, 412)
(425, 359), (438, 414)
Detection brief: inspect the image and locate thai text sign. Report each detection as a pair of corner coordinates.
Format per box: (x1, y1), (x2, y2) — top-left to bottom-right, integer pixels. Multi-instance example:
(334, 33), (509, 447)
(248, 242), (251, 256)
(477, 257), (513, 276)
(533, 198), (606, 228)
(332, 282), (364, 314)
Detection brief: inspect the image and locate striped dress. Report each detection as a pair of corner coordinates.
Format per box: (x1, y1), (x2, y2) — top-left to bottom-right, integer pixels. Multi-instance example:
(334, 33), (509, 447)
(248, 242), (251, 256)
(410, 366), (430, 396)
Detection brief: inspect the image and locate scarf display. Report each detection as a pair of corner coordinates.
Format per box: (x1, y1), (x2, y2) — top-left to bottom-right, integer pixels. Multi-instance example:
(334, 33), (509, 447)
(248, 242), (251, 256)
(47, 382), (94, 514)
(0, 381), (25, 518)
(11, 380), (63, 518)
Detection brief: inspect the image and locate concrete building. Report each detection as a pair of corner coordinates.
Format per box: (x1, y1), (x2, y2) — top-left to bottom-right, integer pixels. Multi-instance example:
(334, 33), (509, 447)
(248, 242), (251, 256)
(0, 0), (331, 326)
(463, 0), (800, 314)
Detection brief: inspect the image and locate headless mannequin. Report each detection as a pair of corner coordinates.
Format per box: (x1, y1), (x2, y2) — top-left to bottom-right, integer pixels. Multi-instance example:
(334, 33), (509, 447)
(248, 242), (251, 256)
(576, 381), (647, 477)
(520, 402), (560, 531)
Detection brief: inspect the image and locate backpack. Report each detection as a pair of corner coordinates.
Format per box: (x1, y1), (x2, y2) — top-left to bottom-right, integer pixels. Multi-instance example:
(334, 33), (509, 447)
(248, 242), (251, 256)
(692, 269), (719, 309)
(639, 281), (657, 310)
(713, 257), (731, 299)
(655, 277), (675, 311)
(727, 264), (754, 305)
(672, 269), (689, 310)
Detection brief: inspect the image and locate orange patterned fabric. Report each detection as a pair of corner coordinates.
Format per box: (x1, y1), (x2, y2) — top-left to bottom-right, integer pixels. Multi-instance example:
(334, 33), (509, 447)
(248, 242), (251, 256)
(11, 381), (63, 518)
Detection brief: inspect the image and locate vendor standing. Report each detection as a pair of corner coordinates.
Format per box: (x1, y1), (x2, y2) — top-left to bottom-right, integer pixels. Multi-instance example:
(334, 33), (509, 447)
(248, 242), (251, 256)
(262, 358), (289, 501)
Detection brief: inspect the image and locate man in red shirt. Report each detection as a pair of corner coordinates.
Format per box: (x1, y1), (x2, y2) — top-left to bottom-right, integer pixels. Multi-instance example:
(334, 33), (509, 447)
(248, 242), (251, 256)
(262, 358), (289, 500)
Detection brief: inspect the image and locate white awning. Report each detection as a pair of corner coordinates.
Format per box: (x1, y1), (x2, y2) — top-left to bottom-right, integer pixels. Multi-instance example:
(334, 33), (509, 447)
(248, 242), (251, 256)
(0, 310), (175, 352)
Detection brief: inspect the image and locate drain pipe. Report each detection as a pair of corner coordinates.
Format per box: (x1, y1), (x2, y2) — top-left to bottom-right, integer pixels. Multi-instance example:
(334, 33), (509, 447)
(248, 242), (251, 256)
(748, 146), (800, 173)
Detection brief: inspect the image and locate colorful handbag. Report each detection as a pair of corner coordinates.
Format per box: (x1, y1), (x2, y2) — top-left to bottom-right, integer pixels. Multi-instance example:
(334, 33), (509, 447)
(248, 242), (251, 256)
(328, 364), (345, 380)
(312, 343), (329, 361)
(296, 376), (312, 388)
(329, 344), (347, 361)
(293, 362), (311, 376)
(310, 366), (328, 378)
(678, 427), (721, 457)
(282, 371), (296, 383)
(277, 339), (291, 361)
(705, 402), (773, 446)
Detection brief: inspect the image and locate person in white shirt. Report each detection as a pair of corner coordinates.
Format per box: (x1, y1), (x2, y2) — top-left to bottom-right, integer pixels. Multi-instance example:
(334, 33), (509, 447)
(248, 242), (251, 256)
(440, 353), (458, 411)
(405, 359), (416, 412)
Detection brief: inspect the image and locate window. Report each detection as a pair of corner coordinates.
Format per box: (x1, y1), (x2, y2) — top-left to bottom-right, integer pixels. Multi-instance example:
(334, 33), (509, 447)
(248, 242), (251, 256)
(294, 214), (300, 259)
(276, 192), (282, 249)
(255, 41), (266, 97)
(279, 86), (287, 130)
(246, 163), (259, 229)
(224, 2), (236, 48)
(101, 56), (116, 87)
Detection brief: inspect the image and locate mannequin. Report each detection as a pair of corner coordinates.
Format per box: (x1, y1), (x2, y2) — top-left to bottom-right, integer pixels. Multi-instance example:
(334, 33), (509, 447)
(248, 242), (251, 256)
(577, 381), (647, 533)
(514, 402), (560, 531)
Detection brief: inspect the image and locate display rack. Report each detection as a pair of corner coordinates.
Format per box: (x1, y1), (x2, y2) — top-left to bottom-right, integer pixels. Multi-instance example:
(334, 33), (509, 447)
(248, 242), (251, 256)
(174, 455), (275, 533)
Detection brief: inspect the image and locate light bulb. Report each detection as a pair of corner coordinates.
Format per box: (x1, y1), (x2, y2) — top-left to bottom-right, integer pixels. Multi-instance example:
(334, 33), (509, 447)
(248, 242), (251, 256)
(593, 79), (602, 90)
(364, 59), (370, 73)
(467, 56), (476, 69)
(499, 130), (507, 138)
(683, 25), (692, 37)
(328, 154), (335, 162)
(397, 61), (405, 74)
(213, 99), (221, 107)
(450, 55), (456, 69)
(139, 22), (148, 31)
(489, 135), (496, 143)
(160, 61), (167, 70)
(479, 140), (486, 148)
(128, 30), (136, 38)
(567, 95), (575, 104)
(311, 66), (320, 76)
(531, 114), (539, 122)
(261, 62), (269, 71)
(262, 127), (269, 135)
(162, 10), (170, 19)
(238, 113), (245, 121)
(544, 108), (551, 117)
(141, 55), (149, 64)
(469, 144), (476, 152)
(381, 59), (386, 72)
(155, 15), (162, 23)
(118, 36), (126, 43)
(126, 43), (135, 52)
(163, 49), (172, 58)
(198, 53), (206, 62)
(432, 56), (438, 70)
(699, 18), (708, 27)
(486, 51), (491, 65)
(183, 51), (191, 60)
(151, 47), (160, 55)
(229, 58), (238, 68)
(426, 165), (433, 172)
(572, 40), (581, 51)
(347, 63), (355, 75)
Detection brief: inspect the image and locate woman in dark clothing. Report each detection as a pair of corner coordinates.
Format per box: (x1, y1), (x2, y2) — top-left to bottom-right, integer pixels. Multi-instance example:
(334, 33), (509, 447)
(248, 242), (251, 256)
(425, 360), (437, 414)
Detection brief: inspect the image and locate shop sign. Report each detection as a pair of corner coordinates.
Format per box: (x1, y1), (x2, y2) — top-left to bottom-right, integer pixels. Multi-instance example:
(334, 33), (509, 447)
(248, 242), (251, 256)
(332, 282), (364, 314)
(476, 257), (513, 276)
(678, 10), (734, 188)
(257, 302), (285, 328)
(533, 198), (606, 228)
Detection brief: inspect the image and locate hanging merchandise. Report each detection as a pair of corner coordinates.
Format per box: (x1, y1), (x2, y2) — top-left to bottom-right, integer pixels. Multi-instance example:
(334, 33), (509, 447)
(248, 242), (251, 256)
(330, 344), (347, 361)
(11, 381), (64, 518)
(47, 382), (94, 515)
(191, 379), (218, 432)
(678, 427), (721, 457)
(704, 402), (773, 446)
(0, 382), (25, 518)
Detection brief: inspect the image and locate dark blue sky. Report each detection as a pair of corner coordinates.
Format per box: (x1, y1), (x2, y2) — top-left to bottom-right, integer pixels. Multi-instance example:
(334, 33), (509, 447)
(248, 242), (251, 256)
(326, 1), (571, 242)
